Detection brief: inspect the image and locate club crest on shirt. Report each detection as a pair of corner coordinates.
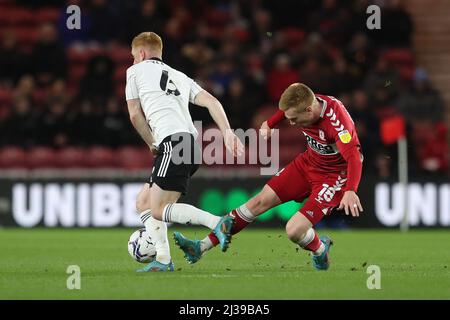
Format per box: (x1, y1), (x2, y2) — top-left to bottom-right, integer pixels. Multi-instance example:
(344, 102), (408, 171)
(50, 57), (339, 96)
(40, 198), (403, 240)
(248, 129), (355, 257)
(338, 130), (352, 144)
(319, 129), (325, 141)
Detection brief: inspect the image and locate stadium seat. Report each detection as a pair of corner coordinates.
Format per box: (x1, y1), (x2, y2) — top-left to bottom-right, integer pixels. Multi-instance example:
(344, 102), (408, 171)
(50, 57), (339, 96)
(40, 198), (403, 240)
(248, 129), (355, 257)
(110, 46), (132, 65)
(68, 65), (86, 85)
(0, 88), (12, 106)
(0, 146), (27, 168)
(384, 48), (414, 67)
(114, 65), (128, 84)
(55, 147), (88, 168)
(116, 146), (153, 170)
(35, 8), (60, 24)
(13, 25), (38, 46)
(281, 27), (306, 47)
(28, 147), (58, 169)
(85, 146), (116, 168)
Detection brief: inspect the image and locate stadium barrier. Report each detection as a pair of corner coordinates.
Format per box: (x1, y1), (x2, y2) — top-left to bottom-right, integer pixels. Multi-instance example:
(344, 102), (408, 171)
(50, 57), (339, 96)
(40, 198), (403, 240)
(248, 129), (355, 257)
(0, 171), (448, 228)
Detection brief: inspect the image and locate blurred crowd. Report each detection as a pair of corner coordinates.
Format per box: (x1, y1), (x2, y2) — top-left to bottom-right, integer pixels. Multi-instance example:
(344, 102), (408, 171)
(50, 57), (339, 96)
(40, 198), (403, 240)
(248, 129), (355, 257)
(0, 0), (448, 175)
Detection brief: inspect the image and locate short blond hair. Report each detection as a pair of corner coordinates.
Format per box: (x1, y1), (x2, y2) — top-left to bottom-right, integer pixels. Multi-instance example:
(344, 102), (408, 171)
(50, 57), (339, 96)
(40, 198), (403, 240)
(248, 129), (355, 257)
(279, 83), (315, 111)
(131, 32), (163, 53)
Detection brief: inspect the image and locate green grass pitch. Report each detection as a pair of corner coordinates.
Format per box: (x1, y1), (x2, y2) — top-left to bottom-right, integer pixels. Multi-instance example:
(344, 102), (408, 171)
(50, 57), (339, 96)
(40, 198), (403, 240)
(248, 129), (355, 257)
(0, 228), (449, 299)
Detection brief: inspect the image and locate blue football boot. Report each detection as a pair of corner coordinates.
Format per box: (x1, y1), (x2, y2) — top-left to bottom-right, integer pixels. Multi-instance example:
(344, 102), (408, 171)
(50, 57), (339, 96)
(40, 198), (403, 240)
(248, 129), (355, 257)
(136, 260), (175, 272)
(213, 215), (235, 252)
(173, 231), (203, 264)
(312, 235), (333, 270)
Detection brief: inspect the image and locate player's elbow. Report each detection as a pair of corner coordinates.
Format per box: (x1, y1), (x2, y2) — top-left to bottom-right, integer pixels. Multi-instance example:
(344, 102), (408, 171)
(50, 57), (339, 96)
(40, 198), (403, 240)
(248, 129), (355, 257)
(129, 112), (141, 124)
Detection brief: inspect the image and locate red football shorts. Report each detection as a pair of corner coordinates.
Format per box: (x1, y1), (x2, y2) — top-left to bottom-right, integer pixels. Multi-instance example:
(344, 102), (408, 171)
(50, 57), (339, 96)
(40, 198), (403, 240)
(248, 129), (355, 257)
(267, 153), (347, 225)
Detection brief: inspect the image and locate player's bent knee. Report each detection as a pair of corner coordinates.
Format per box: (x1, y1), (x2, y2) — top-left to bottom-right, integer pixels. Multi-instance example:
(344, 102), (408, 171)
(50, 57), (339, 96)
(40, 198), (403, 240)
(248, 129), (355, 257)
(285, 223), (301, 242)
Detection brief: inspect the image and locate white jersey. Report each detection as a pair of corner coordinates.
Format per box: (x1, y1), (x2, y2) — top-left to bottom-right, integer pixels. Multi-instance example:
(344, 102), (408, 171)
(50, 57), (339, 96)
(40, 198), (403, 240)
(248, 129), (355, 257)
(125, 58), (202, 146)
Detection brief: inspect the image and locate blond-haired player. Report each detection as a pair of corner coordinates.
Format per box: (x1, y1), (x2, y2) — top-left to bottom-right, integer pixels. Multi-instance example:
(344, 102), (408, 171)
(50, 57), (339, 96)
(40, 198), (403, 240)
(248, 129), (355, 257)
(175, 83), (363, 270)
(126, 32), (244, 272)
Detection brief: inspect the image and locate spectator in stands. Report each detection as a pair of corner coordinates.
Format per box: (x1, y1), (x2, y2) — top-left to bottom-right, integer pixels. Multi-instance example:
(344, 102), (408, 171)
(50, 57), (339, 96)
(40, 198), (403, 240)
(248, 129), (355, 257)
(348, 89), (380, 165)
(78, 54), (114, 105)
(0, 31), (27, 86)
(39, 101), (70, 147)
(100, 98), (130, 147)
(69, 100), (101, 146)
(32, 23), (67, 87)
(345, 32), (374, 82)
(88, 0), (118, 44)
(364, 56), (400, 101)
(46, 78), (71, 107)
(266, 54), (299, 102)
(329, 52), (356, 96)
(224, 78), (258, 130)
(374, 0), (413, 47)
(396, 68), (444, 124)
(13, 75), (35, 103)
(210, 57), (237, 99)
(5, 96), (38, 147)
(128, 0), (167, 43)
(299, 56), (333, 93)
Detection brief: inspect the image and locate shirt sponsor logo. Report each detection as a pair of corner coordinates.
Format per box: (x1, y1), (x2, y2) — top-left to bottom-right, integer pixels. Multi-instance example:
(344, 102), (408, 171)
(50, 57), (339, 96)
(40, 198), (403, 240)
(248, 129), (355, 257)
(338, 130), (352, 144)
(303, 133), (339, 155)
(319, 130), (325, 141)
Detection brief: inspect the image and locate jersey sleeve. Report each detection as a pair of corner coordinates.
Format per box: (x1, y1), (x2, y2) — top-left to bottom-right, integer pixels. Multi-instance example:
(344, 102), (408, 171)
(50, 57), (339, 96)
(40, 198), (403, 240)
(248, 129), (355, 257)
(327, 104), (360, 155)
(267, 109), (286, 128)
(189, 79), (203, 104)
(125, 67), (139, 100)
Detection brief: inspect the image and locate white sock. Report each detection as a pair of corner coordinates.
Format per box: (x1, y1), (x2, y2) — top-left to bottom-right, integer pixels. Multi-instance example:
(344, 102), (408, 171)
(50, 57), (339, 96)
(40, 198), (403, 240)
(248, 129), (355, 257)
(140, 209), (171, 264)
(162, 203), (221, 230)
(313, 243), (326, 256)
(234, 204), (256, 222)
(297, 228), (325, 256)
(200, 236), (214, 253)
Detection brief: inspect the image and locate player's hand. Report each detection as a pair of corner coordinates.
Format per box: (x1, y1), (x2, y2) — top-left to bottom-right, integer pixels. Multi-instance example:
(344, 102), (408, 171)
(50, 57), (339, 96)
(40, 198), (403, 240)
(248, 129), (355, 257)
(338, 191), (363, 217)
(224, 129), (244, 157)
(260, 121), (274, 140)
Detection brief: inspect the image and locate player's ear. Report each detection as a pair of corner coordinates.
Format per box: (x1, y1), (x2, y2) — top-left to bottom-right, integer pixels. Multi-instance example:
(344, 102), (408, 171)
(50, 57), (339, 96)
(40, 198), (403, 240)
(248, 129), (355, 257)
(139, 48), (146, 61)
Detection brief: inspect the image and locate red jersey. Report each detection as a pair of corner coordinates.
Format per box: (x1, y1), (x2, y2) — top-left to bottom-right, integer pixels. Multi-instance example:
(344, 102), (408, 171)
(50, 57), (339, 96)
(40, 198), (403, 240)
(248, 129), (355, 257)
(267, 94), (363, 192)
(301, 94), (360, 172)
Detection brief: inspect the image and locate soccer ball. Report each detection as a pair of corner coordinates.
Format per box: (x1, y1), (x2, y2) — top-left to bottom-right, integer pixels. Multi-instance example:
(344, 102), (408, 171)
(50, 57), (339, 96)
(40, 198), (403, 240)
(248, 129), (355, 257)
(127, 228), (157, 263)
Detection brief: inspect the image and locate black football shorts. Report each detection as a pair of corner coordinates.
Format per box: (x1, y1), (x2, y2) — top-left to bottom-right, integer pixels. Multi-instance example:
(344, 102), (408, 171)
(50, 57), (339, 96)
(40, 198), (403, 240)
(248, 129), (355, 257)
(149, 132), (201, 195)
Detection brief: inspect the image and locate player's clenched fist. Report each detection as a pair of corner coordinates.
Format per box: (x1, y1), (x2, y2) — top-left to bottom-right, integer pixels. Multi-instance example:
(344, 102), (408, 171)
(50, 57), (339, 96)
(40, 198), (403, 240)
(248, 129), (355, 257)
(224, 130), (244, 157)
(260, 121), (274, 140)
(338, 191), (363, 217)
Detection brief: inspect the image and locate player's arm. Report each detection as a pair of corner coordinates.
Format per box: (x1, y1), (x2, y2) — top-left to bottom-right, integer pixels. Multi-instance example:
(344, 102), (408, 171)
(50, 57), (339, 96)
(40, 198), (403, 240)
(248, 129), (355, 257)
(261, 109), (286, 140)
(193, 90), (243, 157)
(338, 146), (363, 217)
(127, 99), (157, 154)
(125, 68), (157, 154)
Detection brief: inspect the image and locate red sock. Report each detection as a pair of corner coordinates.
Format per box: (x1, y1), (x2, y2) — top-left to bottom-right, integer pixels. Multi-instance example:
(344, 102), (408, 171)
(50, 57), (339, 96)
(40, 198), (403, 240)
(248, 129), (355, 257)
(304, 231), (322, 252)
(207, 208), (252, 247)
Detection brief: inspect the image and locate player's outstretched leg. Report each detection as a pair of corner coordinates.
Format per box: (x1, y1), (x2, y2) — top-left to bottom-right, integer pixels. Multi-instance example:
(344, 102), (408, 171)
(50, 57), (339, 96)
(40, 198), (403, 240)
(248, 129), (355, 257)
(136, 260), (175, 272)
(173, 231), (202, 263)
(173, 186), (282, 262)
